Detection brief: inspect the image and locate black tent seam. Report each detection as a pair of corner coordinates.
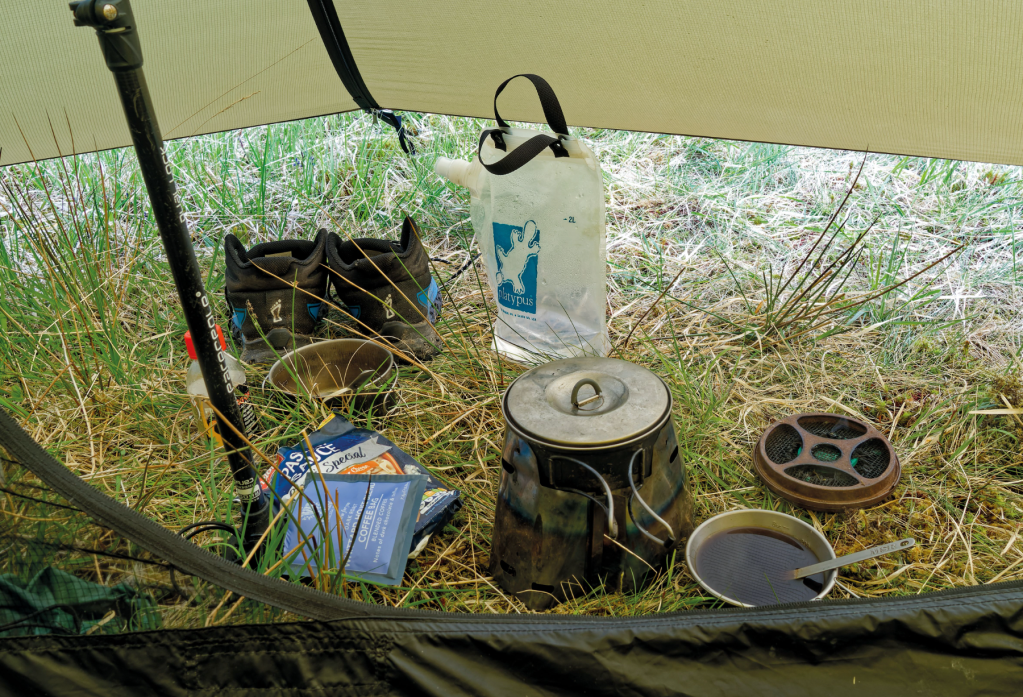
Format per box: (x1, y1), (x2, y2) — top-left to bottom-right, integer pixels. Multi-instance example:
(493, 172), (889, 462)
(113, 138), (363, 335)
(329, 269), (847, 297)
(5, 405), (1023, 629)
(0, 408), (388, 623)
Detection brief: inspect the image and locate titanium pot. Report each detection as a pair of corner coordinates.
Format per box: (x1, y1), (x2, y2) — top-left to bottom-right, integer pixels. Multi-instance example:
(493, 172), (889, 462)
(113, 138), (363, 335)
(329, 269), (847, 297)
(490, 357), (694, 611)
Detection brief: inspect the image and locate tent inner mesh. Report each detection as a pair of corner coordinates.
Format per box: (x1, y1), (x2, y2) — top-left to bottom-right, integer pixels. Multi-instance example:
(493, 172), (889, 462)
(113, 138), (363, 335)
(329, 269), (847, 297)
(0, 454), (291, 638)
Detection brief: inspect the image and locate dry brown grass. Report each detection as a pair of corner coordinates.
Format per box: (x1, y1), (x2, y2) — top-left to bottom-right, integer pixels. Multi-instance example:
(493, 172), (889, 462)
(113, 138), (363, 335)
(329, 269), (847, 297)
(18, 253), (1020, 619)
(2, 113), (1022, 622)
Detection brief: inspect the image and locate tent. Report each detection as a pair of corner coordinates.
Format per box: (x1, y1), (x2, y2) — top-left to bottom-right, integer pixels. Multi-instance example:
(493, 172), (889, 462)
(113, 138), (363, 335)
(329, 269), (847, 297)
(2, 1), (1023, 694)
(5, 1), (1023, 166)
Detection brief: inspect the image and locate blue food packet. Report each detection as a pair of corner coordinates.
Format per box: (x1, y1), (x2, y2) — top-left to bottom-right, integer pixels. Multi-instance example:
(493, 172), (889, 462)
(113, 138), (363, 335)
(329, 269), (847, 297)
(262, 413), (462, 556)
(283, 473), (427, 586)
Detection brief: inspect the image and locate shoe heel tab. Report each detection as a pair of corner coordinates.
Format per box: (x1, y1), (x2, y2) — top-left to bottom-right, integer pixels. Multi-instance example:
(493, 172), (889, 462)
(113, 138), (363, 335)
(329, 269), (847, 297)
(224, 233), (249, 263)
(400, 216), (425, 253)
(312, 228), (330, 247)
(306, 228), (329, 260)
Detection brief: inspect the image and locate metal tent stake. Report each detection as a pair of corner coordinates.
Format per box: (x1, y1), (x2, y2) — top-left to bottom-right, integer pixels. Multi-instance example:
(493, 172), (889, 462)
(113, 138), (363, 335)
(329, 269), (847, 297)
(70, 0), (269, 552)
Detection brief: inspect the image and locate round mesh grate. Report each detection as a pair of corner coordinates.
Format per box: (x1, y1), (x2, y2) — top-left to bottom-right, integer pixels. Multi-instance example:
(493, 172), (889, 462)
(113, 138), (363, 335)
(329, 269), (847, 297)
(851, 438), (891, 479)
(754, 413), (901, 511)
(784, 465), (858, 487)
(764, 424), (802, 464)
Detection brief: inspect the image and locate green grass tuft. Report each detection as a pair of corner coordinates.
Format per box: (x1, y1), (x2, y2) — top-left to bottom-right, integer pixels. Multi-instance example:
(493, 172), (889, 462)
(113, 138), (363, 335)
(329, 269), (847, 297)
(1, 111), (1022, 619)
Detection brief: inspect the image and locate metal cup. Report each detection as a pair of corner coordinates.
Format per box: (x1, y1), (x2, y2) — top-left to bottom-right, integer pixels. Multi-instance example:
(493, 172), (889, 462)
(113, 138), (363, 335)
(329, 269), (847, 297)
(685, 509), (838, 607)
(267, 339), (397, 412)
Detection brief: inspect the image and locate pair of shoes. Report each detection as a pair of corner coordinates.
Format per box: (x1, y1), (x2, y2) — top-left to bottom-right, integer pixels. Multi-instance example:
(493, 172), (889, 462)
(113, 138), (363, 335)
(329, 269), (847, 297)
(325, 216), (443, 364)
(223, 216), (443, 364)
(223, 231), (330, 364)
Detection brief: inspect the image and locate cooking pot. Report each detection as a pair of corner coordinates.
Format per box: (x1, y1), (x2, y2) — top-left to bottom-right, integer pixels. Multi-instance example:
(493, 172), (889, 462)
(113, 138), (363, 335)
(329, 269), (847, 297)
(490, 357), (694, 610)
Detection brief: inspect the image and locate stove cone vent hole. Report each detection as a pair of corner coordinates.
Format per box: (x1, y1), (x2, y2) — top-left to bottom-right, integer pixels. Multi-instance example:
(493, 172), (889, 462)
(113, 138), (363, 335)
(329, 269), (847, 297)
(754, 413), (901, 511)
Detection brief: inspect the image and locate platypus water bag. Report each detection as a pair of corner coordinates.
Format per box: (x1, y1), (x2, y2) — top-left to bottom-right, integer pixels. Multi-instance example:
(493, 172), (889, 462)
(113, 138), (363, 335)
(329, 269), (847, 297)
(436, 74), (609, 362)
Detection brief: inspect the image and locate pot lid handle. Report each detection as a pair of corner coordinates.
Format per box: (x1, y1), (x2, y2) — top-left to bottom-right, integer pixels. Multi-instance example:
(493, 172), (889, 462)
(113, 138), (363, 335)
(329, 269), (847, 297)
(571, 378), (603, 409)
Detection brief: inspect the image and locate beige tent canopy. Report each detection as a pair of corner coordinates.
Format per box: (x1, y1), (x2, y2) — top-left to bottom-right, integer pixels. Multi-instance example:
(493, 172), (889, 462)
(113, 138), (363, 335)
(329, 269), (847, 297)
(4, 0), (1023, 167)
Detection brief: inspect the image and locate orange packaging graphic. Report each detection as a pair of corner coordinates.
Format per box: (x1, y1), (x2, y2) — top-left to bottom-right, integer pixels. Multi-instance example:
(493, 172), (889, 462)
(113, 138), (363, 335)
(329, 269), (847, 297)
(270, 414), (462, 556)
(340, 452), (403, 476)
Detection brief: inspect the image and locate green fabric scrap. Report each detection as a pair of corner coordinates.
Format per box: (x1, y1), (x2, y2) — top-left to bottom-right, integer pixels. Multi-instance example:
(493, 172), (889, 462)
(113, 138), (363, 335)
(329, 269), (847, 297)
(0, 567), (160, 637)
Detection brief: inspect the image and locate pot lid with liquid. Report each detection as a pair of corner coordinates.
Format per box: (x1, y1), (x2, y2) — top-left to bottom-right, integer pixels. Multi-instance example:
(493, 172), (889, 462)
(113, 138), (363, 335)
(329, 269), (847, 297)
(502, 357), (671, 447)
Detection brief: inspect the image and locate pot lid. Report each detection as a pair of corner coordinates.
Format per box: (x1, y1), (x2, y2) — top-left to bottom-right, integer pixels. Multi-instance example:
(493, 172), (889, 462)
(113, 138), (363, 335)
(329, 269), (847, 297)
(503, 358), (671, 447)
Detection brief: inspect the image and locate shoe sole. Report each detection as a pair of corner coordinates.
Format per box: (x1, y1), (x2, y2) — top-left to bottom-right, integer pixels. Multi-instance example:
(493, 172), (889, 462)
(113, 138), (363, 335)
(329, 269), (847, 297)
(381, 320), (442, 363)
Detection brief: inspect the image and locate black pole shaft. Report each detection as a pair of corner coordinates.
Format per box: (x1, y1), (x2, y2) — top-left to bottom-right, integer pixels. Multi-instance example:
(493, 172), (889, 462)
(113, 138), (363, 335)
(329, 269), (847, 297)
(70, 0), (268, 550)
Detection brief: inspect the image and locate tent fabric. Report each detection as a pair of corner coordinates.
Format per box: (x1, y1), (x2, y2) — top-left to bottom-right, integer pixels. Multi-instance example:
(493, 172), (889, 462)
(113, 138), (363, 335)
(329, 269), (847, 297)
(2, 580), (1023, 695)
(345, 0), (1023, 165)
(0, 0), (356, 166)
(5, 1), (1023, 166)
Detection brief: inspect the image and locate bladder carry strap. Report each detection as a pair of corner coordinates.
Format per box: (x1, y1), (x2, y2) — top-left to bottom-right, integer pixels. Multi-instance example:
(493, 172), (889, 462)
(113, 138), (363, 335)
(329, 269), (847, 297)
(494, 74), (568, 135)
(478, 74), (570, 175)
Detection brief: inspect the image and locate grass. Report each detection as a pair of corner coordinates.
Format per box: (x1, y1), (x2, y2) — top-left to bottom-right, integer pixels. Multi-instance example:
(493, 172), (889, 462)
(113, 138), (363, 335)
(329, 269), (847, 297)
(1, 109), (1022, 624)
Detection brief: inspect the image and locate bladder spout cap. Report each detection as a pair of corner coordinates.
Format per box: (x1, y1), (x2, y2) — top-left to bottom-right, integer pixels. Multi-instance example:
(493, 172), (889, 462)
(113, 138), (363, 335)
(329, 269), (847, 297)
(434, 156), (473, 189)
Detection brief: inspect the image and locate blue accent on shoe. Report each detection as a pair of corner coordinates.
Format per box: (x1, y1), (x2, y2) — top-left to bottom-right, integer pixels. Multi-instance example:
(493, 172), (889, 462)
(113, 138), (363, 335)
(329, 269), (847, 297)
(232, 307), (247, 329)
(417, 278), (442, 324)
(307, 302), (323, 321)
(347, 305), (361, 320)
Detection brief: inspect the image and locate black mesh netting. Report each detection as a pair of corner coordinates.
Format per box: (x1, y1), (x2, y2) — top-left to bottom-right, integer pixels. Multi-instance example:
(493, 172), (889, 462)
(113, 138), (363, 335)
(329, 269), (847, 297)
(851, 439), (891, 479)
(811, 444), (842, 462)
(783, 465), (859, 487)
(0, 454), (291, 638)
(764, 424), (802, 464)
(796, 416), (866, 440)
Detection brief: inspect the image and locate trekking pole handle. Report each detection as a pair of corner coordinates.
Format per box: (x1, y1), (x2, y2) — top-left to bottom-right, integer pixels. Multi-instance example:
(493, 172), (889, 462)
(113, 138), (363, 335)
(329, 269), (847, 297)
(69, 0), (143, 71)
(70, 0), (270, 551)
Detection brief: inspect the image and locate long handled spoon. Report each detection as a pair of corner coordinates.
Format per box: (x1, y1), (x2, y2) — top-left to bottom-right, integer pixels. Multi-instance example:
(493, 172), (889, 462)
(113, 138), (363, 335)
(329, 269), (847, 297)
(788, 538), (915, 580)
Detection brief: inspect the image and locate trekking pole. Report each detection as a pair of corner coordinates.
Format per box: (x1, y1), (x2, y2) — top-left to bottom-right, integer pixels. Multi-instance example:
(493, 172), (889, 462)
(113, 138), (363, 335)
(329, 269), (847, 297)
(69, 0), (270, 554)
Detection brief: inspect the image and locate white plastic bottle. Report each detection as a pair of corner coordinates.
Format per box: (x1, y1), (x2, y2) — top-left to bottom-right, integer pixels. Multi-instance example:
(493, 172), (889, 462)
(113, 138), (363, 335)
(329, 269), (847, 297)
(436, 130), (609, 363)
(184, 325), (257, 445)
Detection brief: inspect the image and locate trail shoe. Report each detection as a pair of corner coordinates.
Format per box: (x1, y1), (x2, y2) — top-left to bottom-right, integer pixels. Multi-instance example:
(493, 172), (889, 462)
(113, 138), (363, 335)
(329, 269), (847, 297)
(326, 216), (443, 362)
(224, 230), (329, 363)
